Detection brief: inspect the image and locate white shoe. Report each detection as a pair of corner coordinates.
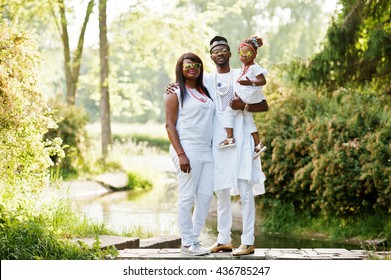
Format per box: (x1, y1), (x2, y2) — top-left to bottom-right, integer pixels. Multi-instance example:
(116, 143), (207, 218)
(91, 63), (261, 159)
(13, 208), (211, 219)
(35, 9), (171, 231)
(195, 242), (210, 254)
(253, 143), (267, 159)
(181, 242), (209, 256)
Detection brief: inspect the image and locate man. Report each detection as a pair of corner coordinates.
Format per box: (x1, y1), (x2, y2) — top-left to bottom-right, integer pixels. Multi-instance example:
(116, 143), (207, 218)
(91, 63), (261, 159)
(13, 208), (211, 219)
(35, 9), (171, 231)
(165, 36), (268, 256)
(203, 36), (268, 256)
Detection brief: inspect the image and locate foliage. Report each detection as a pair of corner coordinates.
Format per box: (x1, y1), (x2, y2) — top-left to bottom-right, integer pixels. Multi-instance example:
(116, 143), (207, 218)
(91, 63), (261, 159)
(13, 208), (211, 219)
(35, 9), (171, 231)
(0, 20), (59, 203)
(257, 83), (391, 217)
(113, 134), (170, 152)
(260, 200), (391, 243)
(44, 99), (90, 179)
(126, 172), (153, 191)
(286, 0), (391, 93)
(2, 0), (338, 123)
(0, 200), (118, 260)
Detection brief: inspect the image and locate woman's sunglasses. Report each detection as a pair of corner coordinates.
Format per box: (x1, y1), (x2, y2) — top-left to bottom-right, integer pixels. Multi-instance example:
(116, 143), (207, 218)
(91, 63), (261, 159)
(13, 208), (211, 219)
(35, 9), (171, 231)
(183, 62), (202, 70)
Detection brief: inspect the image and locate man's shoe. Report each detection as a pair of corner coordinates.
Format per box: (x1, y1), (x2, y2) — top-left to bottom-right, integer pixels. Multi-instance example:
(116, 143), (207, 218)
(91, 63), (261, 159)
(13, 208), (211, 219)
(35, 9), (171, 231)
(232, 244), (255, 256)
(181, 243), (209, 256)
(209, 242), (233, 253)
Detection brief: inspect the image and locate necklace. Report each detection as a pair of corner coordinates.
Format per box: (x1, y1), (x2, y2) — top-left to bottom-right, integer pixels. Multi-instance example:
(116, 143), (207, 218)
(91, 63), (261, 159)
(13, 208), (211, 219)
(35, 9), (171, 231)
(186, 85), (207, 103)
(236, 61), (255, 83)
(215, 71), (233, 96)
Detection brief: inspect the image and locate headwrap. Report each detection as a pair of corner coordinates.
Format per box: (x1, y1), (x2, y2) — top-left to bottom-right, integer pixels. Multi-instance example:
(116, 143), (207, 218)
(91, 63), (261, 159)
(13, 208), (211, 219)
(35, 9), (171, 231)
(210, 36), (230, 53)
(238, 42), (257, 54)
(238, 37), (261, 53)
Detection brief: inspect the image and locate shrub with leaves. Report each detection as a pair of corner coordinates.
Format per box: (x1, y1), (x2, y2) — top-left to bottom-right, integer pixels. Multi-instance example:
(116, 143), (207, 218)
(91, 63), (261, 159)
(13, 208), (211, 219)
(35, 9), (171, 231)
(0, 20), (58, 203)
(44, 99), (90, 179)
(258, 84), (391, 217)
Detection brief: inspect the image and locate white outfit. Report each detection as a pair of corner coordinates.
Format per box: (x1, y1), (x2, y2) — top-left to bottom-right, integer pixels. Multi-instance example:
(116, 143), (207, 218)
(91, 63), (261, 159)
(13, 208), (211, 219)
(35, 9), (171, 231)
(169, 87), (215, 247)
(221, 63), (267, 133)
(204, 70), (266, 246)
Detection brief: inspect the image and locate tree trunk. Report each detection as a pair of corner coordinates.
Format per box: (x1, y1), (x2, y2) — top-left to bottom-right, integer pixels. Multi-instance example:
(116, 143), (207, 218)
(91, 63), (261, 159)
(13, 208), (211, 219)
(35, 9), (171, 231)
(99, 0), (111, 157)
(54, 0), (94, 105)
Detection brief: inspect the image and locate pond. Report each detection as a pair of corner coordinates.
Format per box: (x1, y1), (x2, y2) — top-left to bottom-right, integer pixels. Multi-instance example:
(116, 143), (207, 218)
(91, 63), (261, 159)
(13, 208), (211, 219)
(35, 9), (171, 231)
(71, 171), (363, 250)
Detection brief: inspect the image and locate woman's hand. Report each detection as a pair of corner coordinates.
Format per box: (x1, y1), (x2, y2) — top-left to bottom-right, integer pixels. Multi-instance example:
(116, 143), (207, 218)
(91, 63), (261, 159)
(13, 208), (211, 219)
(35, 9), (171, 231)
(178, 154), (191, 173)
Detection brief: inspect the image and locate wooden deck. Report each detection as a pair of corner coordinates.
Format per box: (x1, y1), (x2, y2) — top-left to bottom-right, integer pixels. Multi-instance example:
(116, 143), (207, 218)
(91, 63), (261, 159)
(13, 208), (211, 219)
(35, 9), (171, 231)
(117, 248), (386, 260)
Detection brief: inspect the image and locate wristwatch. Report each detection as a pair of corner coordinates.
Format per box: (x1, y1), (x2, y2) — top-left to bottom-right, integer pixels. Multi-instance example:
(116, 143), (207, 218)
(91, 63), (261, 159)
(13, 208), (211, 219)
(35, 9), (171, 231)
(244, 103), (249, 111)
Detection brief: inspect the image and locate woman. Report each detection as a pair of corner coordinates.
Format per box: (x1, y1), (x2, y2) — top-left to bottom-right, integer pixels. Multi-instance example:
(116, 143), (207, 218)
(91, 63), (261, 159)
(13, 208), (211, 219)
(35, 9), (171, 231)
(164, 53), (214, 256)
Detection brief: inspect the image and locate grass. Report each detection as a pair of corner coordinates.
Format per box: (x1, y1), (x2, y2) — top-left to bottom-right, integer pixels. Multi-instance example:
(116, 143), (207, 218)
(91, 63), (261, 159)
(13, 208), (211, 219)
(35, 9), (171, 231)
(260, 200), (391, 250)
(0, 198), (118, 259)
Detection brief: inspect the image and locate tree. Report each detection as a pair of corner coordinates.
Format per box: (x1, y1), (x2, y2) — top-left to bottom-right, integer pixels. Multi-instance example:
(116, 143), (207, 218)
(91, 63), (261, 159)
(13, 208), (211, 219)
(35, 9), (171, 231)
(49, 0), (95, 105)
(98, 0), (111, 157)
(298, 0), (391, 92)
(0, 20), (58, 202)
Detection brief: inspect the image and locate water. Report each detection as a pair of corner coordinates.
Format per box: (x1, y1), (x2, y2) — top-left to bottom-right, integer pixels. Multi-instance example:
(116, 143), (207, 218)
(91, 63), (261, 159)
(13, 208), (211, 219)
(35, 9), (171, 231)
(71, 177), (363, 250)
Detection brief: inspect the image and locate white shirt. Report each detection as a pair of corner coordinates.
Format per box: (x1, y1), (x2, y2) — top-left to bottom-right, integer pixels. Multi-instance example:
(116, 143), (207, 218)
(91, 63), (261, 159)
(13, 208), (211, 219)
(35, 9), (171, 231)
(174, 87), (214, 152)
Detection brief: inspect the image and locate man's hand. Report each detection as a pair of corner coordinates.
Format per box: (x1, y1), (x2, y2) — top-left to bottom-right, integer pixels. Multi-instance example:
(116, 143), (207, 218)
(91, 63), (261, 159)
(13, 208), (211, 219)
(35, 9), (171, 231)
(165, 82), (178, 95)
(230, 93), (269, 112)
(230, 93), (246, 110)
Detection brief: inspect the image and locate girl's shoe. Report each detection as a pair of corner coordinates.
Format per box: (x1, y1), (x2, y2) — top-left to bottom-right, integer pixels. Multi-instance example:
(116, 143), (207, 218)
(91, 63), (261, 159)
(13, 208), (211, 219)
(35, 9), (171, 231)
(218, 137), (236, 148)
(253, 142), (267, 159)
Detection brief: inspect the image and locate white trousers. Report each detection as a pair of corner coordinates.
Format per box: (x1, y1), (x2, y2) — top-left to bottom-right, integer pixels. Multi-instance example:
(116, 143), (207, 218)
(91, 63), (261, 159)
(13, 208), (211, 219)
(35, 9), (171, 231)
(216, 179), (255, 245)
(172, 149), (214, 246)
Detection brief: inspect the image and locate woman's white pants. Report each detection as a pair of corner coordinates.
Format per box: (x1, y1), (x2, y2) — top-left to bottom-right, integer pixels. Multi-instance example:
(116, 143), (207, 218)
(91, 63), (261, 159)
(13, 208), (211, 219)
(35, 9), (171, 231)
(216, 179), (255, 245)
(172, 149), (214, 246)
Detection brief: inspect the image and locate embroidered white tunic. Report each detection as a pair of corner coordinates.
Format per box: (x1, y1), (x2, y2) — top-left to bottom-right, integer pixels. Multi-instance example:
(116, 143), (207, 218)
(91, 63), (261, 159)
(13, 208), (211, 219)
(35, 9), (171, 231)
(204, 70), (266, 195)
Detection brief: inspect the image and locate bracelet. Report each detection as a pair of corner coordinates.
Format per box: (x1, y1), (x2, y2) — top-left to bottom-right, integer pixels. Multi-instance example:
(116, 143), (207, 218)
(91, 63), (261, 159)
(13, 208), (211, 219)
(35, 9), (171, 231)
(177, 151), (185, 156)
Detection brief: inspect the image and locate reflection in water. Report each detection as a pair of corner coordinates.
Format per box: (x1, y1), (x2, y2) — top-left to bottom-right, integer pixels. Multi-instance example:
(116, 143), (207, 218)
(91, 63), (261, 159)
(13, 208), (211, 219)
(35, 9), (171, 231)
(72, 177), (362, 250)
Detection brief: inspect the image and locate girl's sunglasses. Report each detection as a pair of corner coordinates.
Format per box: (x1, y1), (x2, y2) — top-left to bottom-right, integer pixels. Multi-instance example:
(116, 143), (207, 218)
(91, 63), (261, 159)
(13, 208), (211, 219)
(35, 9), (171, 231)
(239, 50), (253, 57)
(183, 62), (201, 70)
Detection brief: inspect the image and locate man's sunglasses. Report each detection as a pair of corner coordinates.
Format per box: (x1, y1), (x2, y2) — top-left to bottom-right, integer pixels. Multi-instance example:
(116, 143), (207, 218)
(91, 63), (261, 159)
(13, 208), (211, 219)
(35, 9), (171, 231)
(211, 48), (229, 55)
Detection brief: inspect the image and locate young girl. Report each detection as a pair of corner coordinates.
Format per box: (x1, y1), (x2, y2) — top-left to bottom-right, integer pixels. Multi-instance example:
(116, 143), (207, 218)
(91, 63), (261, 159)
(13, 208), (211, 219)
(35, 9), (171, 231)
(218, 36), (267, 159)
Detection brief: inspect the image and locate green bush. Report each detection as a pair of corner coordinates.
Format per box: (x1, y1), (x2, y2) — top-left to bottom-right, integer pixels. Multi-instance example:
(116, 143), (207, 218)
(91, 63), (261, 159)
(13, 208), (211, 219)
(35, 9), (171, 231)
(0, 20), (58, 203)
(44, 99), (90, 179)
(257, 85), (391, 217)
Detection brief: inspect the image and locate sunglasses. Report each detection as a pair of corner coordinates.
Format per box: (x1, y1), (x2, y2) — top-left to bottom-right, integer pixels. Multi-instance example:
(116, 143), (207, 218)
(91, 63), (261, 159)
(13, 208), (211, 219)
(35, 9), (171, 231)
(211, 48), (229, 55)
(239, 50), (254, 57)
(183, 62), (202, 70)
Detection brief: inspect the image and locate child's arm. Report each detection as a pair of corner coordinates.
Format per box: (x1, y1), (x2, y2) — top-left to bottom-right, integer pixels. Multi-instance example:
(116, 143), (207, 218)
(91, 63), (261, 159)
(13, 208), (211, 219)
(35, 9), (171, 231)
(237, 73), (266, 87)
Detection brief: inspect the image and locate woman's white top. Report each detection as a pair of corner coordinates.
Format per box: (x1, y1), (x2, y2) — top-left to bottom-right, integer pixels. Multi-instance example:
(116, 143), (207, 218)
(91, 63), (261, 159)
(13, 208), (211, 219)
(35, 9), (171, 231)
(204, 70), (266, 195)
(173, 87), (214, 152)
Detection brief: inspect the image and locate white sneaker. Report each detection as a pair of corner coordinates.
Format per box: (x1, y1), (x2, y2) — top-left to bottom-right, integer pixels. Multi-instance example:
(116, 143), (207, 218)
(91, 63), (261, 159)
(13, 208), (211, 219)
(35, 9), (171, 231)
(194, 242), (210, 254)
(181, 242), (209, 256)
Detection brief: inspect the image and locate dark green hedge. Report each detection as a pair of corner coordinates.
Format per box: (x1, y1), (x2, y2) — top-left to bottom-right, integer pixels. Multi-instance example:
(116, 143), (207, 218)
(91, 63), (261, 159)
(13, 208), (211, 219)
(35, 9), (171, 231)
(257, 86), (390, 217)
